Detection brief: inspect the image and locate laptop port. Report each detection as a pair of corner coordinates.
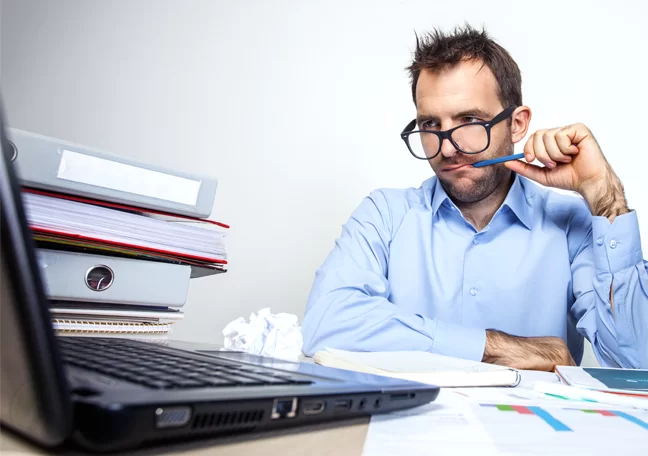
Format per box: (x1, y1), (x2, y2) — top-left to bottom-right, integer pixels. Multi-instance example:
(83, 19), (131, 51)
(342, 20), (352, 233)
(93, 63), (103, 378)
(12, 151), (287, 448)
(271, 398), (298, 419)
(358, 399), (367, 410)
(373, 398), (382, 408)
(302, 400), (326, 415)
(333, 399), (352, 411)
(155, 406), (191, 429)
(389, 393), (415, 401)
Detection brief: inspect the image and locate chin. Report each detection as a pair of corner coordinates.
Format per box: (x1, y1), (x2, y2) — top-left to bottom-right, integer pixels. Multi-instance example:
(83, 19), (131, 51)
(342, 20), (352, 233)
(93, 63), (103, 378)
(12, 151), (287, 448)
(440, 175), (496, 204)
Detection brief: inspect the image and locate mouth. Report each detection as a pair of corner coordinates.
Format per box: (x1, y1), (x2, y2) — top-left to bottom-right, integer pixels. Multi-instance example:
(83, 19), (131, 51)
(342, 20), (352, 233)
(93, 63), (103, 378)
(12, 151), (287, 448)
(441, 163), (474, 172)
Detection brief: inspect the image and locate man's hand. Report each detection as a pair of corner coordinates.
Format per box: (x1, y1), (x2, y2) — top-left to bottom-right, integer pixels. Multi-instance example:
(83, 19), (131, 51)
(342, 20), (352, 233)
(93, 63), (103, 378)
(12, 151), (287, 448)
(482, 330), (576, 371)
(504, 123), (629, 222)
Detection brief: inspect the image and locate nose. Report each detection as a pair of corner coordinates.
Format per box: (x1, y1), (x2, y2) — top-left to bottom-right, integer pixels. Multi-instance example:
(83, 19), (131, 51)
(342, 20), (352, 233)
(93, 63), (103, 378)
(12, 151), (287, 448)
(439, 136), (458, 158)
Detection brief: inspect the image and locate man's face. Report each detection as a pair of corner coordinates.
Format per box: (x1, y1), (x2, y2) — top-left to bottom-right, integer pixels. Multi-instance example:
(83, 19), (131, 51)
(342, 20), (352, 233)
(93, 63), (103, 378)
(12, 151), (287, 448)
(415, 61), (513, 204)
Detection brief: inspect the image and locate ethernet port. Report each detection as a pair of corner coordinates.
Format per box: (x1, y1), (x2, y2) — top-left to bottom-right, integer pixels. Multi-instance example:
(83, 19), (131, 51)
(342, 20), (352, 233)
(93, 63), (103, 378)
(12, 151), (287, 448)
(271, 398), (298, 419)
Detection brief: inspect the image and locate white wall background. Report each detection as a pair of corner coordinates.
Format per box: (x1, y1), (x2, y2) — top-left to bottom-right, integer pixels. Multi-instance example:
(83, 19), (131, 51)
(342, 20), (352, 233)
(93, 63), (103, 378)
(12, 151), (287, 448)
(2, 0), (647, 367)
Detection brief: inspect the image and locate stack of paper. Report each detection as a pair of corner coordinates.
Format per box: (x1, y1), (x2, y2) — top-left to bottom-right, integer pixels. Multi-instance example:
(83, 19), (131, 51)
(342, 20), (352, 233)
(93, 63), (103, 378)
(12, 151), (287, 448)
(49, 303), (185, 339)
(23, 190), (227, 265)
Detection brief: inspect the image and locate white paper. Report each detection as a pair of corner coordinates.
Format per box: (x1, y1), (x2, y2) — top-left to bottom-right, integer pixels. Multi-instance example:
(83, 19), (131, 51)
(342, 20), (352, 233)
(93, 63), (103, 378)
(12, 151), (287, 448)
(363, 382), (648, 456)
(221, 308), (303, 362)
(362, 391), (500, 456)
(23, 192), (226, 260)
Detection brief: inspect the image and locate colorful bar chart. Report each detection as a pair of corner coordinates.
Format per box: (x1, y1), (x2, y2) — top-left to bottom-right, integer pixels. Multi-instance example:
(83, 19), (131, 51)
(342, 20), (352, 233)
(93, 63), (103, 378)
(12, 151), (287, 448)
(480, 404), (572, 431)
(572, 409), (648, 430)
(480, 404), (648, 432)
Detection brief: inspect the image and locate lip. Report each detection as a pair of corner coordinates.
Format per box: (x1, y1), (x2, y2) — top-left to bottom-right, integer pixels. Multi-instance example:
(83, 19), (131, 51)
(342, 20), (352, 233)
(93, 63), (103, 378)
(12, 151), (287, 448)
(442, 164), (473, 172)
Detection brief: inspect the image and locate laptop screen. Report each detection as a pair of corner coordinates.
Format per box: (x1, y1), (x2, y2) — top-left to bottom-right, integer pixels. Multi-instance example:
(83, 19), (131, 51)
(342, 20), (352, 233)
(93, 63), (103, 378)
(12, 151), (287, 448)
(0, 102), (72, 446)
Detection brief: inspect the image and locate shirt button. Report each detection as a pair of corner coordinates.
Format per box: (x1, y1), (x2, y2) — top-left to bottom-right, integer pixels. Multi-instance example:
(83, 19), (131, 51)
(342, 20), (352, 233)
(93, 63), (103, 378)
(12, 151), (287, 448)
(472, 238), (479, 245)
(470, 288), (477, 296)
(596, 237), (604, 246)
(609, 239), (617, 249)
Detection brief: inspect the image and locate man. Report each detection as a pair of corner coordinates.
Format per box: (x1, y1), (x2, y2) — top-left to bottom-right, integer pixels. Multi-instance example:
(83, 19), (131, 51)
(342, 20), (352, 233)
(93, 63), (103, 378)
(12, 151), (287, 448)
(301, 25), (648, 370)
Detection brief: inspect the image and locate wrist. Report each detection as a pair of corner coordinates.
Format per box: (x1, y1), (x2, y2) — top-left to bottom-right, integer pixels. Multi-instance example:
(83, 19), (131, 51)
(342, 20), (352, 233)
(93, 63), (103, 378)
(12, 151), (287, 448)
(483, 330), (573, 371)
(579, 170), (629, 222)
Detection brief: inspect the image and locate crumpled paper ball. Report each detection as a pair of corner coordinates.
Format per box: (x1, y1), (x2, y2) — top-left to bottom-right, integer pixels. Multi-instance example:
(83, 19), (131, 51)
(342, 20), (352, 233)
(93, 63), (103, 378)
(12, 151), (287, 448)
(221, 307), (303, 362)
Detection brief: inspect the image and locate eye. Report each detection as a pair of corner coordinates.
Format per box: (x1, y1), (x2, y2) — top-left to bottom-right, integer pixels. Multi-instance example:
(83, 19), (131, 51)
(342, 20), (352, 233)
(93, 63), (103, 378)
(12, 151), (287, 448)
(461, 116), (482, 124)
(419, 120), (439, 130)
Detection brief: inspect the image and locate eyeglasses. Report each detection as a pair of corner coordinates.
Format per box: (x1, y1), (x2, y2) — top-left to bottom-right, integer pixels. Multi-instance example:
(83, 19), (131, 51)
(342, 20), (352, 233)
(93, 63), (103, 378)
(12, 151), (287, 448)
(400, 106), (516, 160)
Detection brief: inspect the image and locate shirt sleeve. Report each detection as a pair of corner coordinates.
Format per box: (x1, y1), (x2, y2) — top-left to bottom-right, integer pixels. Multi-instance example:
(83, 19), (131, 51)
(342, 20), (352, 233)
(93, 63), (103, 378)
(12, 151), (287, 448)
(570, 210), (648, 368)
(301, 190), (487, 360)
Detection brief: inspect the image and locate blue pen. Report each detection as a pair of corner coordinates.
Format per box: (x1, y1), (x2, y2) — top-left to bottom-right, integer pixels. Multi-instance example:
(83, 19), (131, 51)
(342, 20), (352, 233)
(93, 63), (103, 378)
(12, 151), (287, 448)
(473, 152), (525, 168)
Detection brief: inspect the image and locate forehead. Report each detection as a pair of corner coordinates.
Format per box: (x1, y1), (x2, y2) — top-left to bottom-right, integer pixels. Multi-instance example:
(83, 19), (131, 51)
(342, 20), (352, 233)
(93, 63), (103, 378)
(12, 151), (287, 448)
(415, 60), (502, 115)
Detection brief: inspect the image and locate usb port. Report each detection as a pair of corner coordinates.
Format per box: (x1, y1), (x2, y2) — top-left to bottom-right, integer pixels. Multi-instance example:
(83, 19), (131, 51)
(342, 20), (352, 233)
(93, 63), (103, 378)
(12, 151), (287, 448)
(333, 399), (352, 411)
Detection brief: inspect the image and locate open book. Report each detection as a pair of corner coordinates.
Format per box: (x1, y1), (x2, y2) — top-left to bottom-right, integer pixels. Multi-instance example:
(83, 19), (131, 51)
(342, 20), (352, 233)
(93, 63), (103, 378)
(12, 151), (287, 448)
(314, 348), (521, 387)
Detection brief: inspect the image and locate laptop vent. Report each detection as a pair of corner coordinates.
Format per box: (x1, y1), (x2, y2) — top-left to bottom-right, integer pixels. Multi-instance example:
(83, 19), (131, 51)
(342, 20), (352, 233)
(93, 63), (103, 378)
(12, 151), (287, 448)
(191, 409), (265, 430)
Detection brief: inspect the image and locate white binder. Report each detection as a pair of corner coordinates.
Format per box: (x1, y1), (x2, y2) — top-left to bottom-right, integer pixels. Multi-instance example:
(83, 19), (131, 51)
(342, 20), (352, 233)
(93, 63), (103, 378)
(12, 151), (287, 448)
(8, 127), (218, 218)
(36, 249), (191, 308)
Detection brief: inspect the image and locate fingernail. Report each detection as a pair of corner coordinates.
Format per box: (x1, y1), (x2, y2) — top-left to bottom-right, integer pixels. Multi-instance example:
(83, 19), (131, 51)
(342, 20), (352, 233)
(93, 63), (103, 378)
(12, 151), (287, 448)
(548, 162), (556, 169)
(525, 153), (532, 161)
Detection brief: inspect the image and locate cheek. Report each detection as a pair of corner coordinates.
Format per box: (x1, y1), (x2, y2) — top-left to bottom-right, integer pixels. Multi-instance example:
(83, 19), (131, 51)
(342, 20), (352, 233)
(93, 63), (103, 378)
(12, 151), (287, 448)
(428, 158), (442, 172)
(485, 134), (511, 158)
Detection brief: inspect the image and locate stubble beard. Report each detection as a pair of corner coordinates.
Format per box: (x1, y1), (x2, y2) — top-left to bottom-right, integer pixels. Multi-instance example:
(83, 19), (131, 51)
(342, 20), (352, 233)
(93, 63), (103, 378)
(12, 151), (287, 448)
(437, 140), (514, 205)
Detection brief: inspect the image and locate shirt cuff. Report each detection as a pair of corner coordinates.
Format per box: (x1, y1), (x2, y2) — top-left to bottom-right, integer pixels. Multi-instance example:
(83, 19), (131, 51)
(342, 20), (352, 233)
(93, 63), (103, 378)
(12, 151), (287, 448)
(591, 210), (644, 273)
(432, 320), (486, 362)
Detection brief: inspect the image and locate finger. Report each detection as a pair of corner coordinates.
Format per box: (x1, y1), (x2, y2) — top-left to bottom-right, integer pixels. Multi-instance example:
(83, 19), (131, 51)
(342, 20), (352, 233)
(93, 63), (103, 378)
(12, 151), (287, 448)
(504, 160), (550, 186)
(533, 131), (556, 169)
(555, 128), (580, 155)
(523, 133), (536, 162)
(543, 129), (572, 164)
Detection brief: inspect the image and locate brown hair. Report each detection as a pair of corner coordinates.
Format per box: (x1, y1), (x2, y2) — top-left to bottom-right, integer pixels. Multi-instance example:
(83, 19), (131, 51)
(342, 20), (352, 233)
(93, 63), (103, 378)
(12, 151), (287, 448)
(407, 24), (522, 109)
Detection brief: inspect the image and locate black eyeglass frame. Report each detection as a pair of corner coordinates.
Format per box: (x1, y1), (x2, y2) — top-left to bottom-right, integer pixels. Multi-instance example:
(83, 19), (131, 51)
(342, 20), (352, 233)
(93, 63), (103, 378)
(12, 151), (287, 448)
(400, 106), (517, 160)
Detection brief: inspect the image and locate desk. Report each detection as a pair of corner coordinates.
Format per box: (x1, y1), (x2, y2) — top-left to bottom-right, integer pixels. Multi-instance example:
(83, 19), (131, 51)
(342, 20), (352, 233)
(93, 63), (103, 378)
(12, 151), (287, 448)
(1, 418), (370, 455)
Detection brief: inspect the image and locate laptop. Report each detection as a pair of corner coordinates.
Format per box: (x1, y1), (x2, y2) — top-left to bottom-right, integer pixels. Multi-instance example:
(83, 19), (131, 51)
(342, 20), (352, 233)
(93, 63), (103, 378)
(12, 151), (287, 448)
(0, 103), (439, 452)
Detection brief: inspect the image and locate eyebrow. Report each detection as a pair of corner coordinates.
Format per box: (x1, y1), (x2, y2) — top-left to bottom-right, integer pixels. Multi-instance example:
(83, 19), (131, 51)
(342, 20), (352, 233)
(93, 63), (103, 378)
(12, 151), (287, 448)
(416, 108), (494, 124)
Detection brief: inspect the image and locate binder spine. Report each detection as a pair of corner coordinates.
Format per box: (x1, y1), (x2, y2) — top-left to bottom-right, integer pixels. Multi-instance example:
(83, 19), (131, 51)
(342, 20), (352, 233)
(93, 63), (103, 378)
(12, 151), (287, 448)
(8, 127), (218, 218)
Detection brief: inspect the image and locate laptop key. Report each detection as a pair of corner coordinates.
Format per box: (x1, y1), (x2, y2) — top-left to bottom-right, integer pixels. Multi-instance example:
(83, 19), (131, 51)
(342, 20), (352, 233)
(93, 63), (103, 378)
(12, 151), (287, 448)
(143, 380), (173, 389)
(200, 378), (237, 386)
(170, 379), (209, 388)
(219, 375), (265, 385)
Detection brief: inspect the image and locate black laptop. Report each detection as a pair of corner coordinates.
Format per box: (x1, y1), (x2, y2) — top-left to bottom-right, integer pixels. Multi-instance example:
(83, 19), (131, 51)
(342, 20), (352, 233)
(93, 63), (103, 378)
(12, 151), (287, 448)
(0, 104), (439, 452)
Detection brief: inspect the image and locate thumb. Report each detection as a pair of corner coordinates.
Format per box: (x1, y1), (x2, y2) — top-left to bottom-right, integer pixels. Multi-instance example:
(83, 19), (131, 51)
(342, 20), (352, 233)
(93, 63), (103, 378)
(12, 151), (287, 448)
(504, 160), (550, 186)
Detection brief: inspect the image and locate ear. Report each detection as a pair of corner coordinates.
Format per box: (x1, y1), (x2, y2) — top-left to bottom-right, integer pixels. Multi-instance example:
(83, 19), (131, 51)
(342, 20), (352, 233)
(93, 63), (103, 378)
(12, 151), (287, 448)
(510, 106), (531, 144)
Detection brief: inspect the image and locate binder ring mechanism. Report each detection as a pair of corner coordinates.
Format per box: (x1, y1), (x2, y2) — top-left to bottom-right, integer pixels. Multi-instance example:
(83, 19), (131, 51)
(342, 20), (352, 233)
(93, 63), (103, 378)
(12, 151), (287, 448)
(85, 265), (114, 291)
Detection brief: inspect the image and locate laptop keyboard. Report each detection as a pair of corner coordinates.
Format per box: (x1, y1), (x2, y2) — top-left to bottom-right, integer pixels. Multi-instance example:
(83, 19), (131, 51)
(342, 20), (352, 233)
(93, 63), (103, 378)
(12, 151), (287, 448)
(57, 337), (313, 390)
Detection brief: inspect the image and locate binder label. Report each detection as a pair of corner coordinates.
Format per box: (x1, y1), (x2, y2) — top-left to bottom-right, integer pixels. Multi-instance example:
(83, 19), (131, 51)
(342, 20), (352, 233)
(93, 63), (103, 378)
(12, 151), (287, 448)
(57, 149), (201, 205)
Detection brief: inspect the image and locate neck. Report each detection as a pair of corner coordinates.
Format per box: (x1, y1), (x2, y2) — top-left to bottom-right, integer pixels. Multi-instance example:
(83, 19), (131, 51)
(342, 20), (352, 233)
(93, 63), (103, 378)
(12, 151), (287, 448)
(454, 172), (515, 231)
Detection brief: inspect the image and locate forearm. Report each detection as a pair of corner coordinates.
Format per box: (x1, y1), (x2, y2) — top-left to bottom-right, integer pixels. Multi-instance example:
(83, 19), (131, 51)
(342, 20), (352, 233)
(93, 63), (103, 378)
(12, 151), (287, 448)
(482, 330), (574, 371)
(302, 288), (486, 359)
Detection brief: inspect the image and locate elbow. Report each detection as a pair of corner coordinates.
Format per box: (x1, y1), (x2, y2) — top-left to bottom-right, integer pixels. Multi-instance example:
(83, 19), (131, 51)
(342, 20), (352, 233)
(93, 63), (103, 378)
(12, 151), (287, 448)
(301, 308), (347, 357)
(300, 311), (324, 357)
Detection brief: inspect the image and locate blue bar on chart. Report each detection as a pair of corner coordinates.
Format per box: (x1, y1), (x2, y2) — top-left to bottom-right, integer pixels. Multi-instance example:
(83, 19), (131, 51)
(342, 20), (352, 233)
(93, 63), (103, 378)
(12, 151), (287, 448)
(480, 404), (572, 432)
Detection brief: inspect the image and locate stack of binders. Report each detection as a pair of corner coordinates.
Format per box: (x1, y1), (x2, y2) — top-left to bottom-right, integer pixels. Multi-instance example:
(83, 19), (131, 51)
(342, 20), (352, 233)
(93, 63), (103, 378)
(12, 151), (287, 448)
(8, 128), (228, 342)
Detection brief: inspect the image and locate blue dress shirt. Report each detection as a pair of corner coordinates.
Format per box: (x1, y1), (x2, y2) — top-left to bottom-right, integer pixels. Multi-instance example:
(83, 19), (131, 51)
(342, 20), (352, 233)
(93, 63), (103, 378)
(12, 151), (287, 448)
(302, 174), (648, 368)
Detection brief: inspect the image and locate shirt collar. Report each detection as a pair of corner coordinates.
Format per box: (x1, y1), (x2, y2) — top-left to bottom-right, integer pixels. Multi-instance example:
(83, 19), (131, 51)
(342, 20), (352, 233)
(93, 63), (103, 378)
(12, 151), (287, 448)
(428, 173), (534, 230)
(503, 174), (533, 230)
